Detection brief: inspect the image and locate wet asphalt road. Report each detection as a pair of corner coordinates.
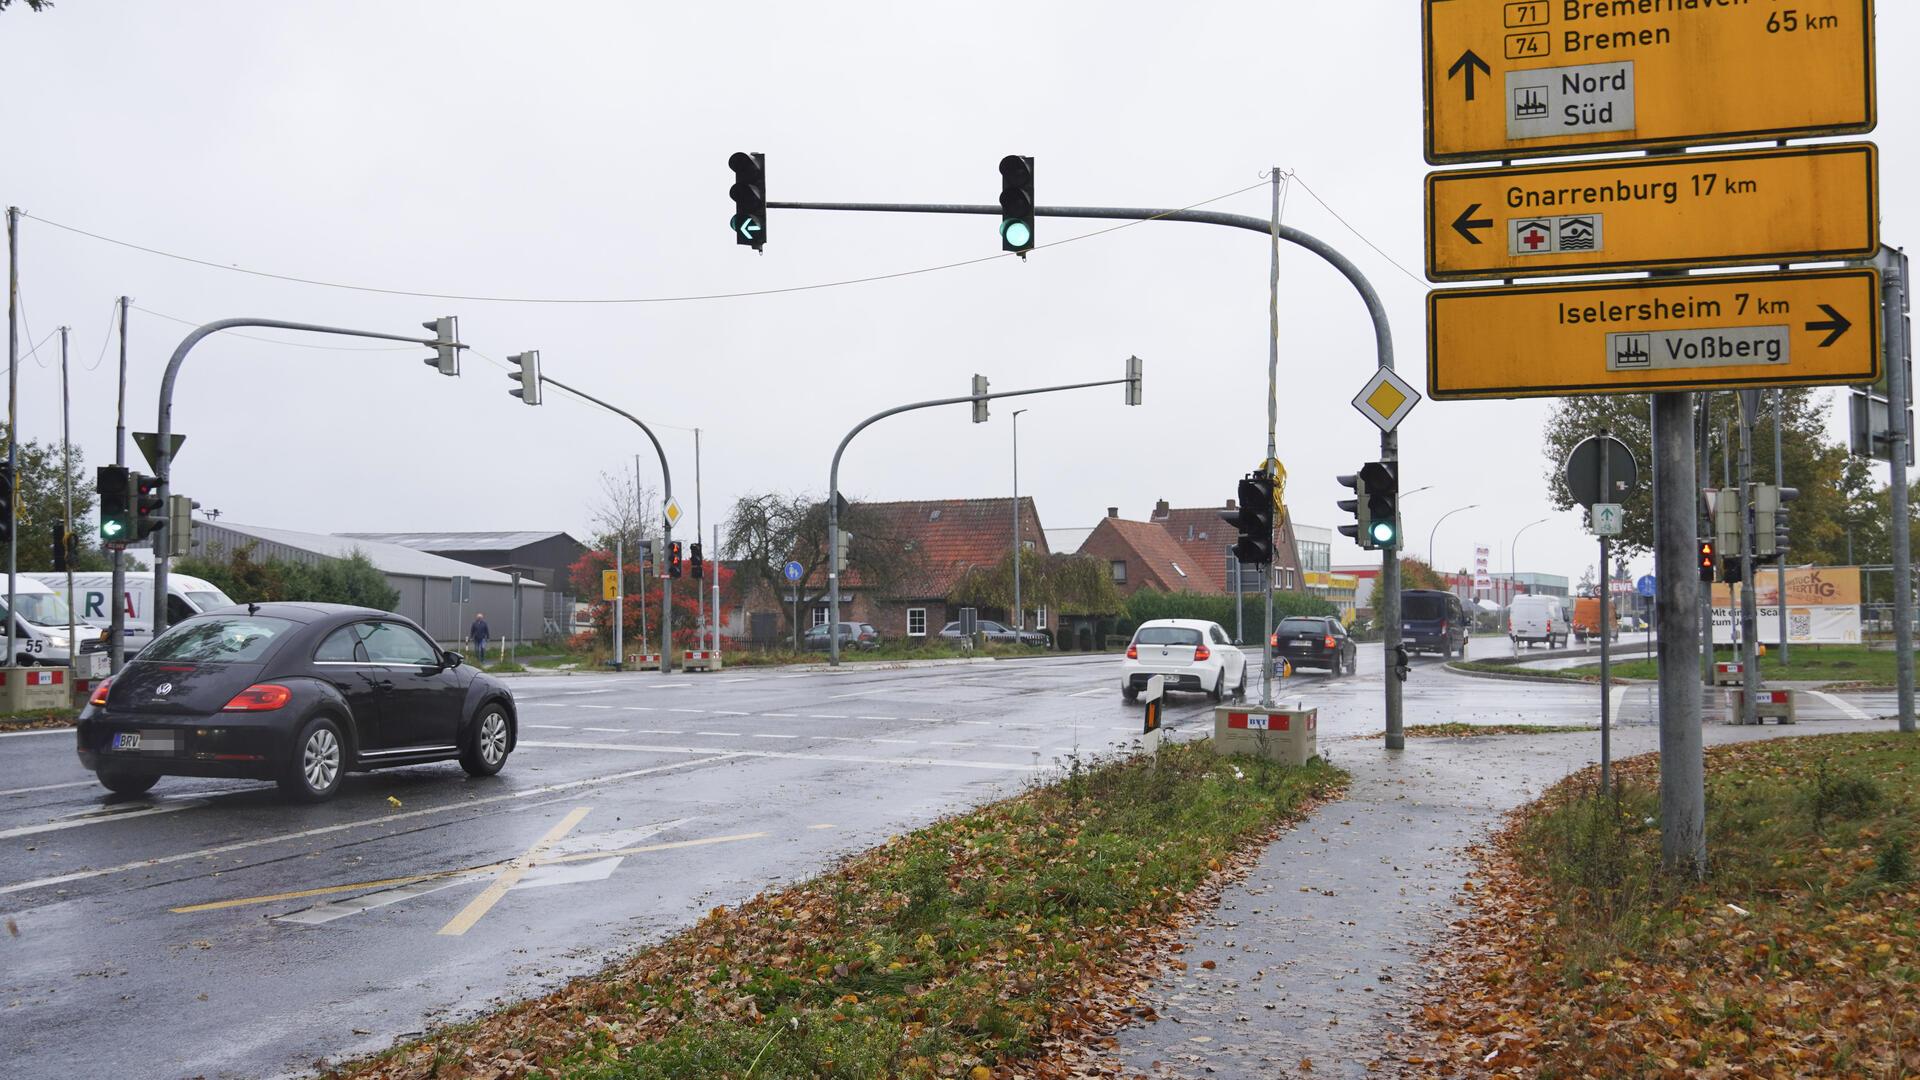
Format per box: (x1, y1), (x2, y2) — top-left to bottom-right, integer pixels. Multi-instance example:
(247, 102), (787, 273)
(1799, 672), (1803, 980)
(0, 643), (1883, 1078)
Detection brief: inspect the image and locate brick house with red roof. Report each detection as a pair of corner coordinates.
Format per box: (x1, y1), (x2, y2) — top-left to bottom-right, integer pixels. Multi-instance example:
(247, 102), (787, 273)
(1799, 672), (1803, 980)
(1077, 499), (1305, 597)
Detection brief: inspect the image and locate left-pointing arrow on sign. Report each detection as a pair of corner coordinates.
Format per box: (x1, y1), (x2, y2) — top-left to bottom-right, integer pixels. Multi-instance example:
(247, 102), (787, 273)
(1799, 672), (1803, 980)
(738, 218), (761, 241)
(1451, 202), (1492, 245)
(1805, 304), (1852, 348)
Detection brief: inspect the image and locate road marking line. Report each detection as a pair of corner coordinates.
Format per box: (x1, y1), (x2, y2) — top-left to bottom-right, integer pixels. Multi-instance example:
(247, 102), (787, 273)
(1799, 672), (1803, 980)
(0, 799), (206, 841)
(578, 704), (615, 710)
(870, 738), (916, 745)
(750, 733), (798, 740)
(991, 743), (1042, 750)
(856, 715), (893, 721)
(1608, 684), (1628, 721)
(760, 712), (796, 718)
(0, 755), (743, 899)
(713, 710), (749, 716)
(0, 779), (97, 797)
(1812, 690), (1872, 722)
(808, 823), (835, 830)
(668, 708), (705, 714)
(647, 683), (691, 689)
(696, 731), (741, 738)
(438, 806), (591, 936)
(1068, 688), (1109, 698)
(527, 724), (573, 730)
(622, 706), (655, 712)
(908, 717), (944, 723)
(0, 727), (70, 739)
(563, 689), (616, 696)
(928, 741), (969, 747)
(826, 688), (894, 700)
(648, 729), (685, 735)
(957, 720), (991, 726)
(582, 727), (627, 734)
(808, 714), (848, 720)
(520, 739), (1045, 773)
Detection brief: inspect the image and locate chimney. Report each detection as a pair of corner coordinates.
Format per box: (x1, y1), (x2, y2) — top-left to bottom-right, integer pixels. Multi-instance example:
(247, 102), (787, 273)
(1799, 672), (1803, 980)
(1152, 499), (1170, 520)
(1225, 499), (1237, 510)
(1107, 506), (1119, 519)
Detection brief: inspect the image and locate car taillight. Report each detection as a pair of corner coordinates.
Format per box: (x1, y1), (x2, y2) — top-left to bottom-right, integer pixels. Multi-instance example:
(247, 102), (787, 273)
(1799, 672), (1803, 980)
(1126, 644), (1138, 659)
(223, 684), (292, 711)
(89, 677), (113, 707)
(1194, 643), (1211, 662)
(1324, 634), (1337, 649)
(1440, 620), (1449, 633)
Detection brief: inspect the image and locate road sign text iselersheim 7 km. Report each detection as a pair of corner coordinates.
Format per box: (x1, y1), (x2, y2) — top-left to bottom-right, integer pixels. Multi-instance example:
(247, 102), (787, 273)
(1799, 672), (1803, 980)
(1427, 268), (1880, 400)
(1426, 143), (1878, 281)
(1423, 0), (1875, 163)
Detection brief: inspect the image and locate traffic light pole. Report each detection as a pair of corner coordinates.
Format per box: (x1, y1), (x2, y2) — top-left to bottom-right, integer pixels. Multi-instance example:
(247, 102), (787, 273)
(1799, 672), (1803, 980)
(536, 374), (675, 674)
(150, 318), (457, 641)
(826, 373), (1139, 668)
(1773, 389), (1789, 665)
(1737, 392), (1761, 728)
(111, 297), (128, 673)
(6, 207), (19, 669)
(1880, 246), (1915, 734)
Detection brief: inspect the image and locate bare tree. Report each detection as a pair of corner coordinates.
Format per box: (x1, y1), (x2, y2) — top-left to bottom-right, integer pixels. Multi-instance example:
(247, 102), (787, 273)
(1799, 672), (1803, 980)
(721, 492), (920, 648)
(588, 462), (660, 561)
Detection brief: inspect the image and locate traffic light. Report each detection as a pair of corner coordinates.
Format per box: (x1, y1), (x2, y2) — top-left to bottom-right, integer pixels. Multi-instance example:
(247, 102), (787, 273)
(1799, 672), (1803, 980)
(689, 542), (704, 580)
(668, 540), (684, 579)
(0, 462), (12, 544)
(52, 528), (75, 572)
(97, 465), (132, 544)
(729, 151), (767, 250)
(507, 350), (542, 406)
(1754, 485), (1799, 558)
(1698, 539), (1717, 582)
(133, 473), (166, 542)
(1360, 461), (1399, 548)
(833, 530), (852, 573)
(167, 495), (195, 559)
(1774, 486), (1798, 555)
(1336, 470), (1373, 549)
(1125, 355), (1142, 406)
(998, 155), (1034, 255)
(971, 374), (989, 423)
(422, 316), (460, 376)
(1393, 644), (1411, 682)
(1219, 473), (1275, 566)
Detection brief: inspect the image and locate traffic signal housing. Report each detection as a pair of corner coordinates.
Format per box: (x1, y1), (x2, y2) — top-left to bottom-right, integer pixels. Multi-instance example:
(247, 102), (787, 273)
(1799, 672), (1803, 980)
(998, 155), (1034, 255)
(729, 151), (767, 250)
(507, 350), (542, 406)
(422, 316), (460, 376)
(1219, 473), (1275, 566)
(97, 465), (132, 544)
(971, 374), (989, 423)
(1698, 539), (1717, 582)
(1336, 470), (1373, 549)
(689, 542), (704, 580)
(52, 528), (76, 572)
(134, 473), (166, 542)
(1360, 461), (1399, 549)
(1125, 355), (1142, 406)
(0, 463), (12, 544)
(668, 540), (684, 579)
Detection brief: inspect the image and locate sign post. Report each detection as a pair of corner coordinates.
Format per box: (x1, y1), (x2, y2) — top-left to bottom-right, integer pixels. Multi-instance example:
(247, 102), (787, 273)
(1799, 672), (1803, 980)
(1567, 432), (1636, 792)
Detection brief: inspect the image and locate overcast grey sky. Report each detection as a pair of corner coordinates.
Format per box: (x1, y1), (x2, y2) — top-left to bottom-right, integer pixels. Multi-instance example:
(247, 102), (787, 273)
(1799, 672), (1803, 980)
(4, 2), (1913, 586)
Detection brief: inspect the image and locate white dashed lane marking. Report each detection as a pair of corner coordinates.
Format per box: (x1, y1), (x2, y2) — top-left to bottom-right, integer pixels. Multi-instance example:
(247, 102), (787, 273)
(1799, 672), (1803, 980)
(527, 724), (573, 730)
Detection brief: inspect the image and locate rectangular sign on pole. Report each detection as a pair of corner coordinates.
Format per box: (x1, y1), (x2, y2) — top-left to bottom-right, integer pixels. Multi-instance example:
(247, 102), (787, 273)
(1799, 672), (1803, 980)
(1425, 143), (1878, 281)
(1428, 268), (1881, 400)
(1422, 0), (1876, 164)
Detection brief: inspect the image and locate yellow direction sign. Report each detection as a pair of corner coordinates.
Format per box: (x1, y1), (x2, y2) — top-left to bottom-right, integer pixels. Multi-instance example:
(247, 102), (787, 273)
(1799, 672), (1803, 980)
(1422, 0), (1876, 163)
(1427, 269), (1880, 400)
(602, 570), (620, 601)
(1426, 144), (1879, 281)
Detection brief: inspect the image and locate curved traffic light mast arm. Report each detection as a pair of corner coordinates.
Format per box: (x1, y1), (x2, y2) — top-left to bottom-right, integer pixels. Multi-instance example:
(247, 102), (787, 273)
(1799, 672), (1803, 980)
(825, 374), (1137, 668)
(537, 373), (677, 673)
(150, 318), (458, 640)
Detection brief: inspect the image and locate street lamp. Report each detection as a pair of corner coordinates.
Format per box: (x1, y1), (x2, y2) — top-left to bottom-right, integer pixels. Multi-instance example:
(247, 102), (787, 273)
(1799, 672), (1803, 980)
(1012, 408), (1028, 630)
(1428, 503), (1480, 569)
(1509, 517), (1551, 600)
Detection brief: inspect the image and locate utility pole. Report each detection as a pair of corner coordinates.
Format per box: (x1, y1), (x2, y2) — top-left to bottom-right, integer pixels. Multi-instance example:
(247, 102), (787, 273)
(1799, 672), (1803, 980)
(1698, 393), (1714, 688)
(1012, 408), (1026, 630)
(1655, 391), (1707, 877)
(6, 206), (18, 669)
(111, 296), (128, 673)
(1264, 169), (1282, 711)
(61, 327), (75, 675)
(613, 537), (624, 670)
(1773, 388), (1789, 664)
(1598, 427), (1613, 792)
(1737, 392), (1761, 727)
(693, 428), (703, 659)
(1880, 246), (1915, 733)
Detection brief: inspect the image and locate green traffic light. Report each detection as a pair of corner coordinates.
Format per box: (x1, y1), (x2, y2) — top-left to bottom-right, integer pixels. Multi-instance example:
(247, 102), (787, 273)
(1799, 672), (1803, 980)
(1369, 519), (1397, 546)
(101, 521), (123, 537)
(1001, 219), (1032, 248)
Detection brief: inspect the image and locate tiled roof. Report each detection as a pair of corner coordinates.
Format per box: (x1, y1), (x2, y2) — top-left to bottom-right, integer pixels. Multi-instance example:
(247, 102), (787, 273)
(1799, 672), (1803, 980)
(1099, 517), (1220, 593)
(844, 498), (1046, 597)
(1155, 507), (1234, 590)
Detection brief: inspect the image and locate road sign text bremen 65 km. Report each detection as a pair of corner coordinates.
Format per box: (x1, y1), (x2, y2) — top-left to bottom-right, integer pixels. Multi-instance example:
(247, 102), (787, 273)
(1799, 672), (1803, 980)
(1427, 268), (1880, 400)
(1423, 0), (1876, 163)
(1425, 143), (1879, 281)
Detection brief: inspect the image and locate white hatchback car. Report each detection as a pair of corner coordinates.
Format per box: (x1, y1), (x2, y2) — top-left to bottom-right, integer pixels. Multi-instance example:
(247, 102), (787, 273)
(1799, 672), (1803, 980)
(1120, 619), (1248, 703)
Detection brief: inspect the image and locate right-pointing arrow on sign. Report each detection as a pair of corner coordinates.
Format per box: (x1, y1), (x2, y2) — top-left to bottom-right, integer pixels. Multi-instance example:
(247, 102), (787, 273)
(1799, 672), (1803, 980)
(1806, 304), (1851, 348)
(1451, 202), (1492, 245)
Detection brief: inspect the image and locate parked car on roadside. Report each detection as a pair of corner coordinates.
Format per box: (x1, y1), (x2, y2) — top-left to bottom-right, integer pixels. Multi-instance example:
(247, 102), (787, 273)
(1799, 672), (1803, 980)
(936, 619), (1050, 647)
(75, 603), (517, 802)
(1269, 615), (1357, 675)
(803, 622), (880, 651)
(1119, 619), (1248, 702)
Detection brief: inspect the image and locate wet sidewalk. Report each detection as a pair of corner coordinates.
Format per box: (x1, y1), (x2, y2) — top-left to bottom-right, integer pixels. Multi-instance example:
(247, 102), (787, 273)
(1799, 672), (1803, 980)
(1093, 718), (1891, 1079)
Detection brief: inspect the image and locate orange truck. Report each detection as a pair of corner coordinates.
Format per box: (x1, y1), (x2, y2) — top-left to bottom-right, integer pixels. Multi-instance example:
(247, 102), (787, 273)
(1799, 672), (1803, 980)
(1571, 596), (1618, 643)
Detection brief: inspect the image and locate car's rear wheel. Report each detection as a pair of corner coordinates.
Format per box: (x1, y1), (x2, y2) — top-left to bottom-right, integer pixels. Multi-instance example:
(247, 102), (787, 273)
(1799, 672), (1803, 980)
(279, 716), (346, 803)
(1122, 686), (1139, 703)
(1346, 652), (1358, 676)
(96, 768), (158, 796)
(1235, 662), (1248, 698)
(1209, 671), (1225, 703)
(461, 706), (511, 777)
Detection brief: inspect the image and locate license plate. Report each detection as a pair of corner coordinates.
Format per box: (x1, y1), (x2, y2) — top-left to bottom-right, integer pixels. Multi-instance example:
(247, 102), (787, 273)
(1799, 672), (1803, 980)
(111, 732), (141, 750)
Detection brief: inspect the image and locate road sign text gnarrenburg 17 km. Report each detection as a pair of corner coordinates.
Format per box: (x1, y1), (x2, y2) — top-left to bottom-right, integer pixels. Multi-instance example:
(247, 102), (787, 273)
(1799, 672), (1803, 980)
(1423, 0), (1876, 163)
(1427, 268), (1881, 400)
(1425, 143), (1879, 281)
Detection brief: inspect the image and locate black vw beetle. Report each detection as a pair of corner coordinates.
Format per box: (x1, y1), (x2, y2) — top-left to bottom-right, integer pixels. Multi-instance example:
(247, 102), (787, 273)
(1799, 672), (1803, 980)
(77, 603), (517, 802)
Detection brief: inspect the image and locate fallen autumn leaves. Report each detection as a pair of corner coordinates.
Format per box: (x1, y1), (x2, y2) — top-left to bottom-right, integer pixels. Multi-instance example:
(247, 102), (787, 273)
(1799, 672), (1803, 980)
(1412, 733), (1920, 1077)
(324, 743), (1346, 1080)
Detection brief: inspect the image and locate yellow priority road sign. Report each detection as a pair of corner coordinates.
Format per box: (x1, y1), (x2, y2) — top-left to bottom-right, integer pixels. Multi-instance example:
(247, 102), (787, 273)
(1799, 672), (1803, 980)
(1422, 0), (1876, 163)
(1427, 268), (1880, 400)
(1425, 143), (1879, 281)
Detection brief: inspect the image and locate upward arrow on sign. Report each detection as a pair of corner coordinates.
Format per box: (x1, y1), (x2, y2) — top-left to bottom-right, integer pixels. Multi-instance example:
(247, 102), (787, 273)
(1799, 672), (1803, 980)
(1447, 49), (1490, 102)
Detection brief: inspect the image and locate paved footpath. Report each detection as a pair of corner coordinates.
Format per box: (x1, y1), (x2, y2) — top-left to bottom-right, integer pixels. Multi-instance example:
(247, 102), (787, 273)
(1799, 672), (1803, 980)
(1097, 717), (1892, 1079)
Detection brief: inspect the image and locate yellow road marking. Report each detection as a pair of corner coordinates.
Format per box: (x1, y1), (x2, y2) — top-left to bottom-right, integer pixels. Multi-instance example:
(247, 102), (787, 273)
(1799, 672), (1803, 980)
(438, 806), (592, 936)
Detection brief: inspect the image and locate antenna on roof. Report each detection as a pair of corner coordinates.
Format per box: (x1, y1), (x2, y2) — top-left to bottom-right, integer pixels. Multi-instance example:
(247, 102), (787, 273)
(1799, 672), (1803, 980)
(247, 602), (260, 615)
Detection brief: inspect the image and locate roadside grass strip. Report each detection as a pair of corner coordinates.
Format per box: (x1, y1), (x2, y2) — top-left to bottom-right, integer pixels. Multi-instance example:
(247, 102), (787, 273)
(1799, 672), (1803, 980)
(1411, 734), (1920, 1076)
(1359, 722), (1600, 740)
(324, 743), (1346, 1080)
(0, 706), (77, 734)
(1568, 644), (1900, 688)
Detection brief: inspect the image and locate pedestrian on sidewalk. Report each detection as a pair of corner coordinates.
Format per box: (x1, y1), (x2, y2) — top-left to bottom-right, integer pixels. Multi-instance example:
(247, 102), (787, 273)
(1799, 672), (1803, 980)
(469, 612), (490, 663)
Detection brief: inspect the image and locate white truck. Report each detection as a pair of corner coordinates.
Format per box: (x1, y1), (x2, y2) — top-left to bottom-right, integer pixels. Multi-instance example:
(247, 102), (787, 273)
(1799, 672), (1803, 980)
(4, 575), (108, 667)
(25, 571), (234, 657)
(1508, 594), (1570, 649)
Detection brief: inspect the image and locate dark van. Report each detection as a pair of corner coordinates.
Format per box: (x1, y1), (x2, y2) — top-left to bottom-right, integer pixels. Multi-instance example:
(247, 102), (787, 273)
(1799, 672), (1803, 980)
(1401, 589), (1469, 658)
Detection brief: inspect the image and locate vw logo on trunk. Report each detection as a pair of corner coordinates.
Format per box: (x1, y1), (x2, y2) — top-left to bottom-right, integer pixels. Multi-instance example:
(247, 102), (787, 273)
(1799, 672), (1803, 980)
(155, 683), (173, 696)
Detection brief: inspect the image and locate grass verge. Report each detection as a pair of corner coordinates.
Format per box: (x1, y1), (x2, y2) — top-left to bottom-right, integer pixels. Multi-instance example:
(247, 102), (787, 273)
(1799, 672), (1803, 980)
(1415, 733), (1920, 1076)
(0, 706), (77, 733)
(1365, 722), (1599, 739)
(325, 743), (1346, 1080)
(1568, 644), (1897, 687)
(1447, 658), (1603, 683)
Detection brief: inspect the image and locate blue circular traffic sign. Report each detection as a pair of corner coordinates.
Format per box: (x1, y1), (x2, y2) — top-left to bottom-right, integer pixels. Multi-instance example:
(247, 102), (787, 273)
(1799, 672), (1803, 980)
(1636, 574), (1656, 598)
(783, 560), (804, 583)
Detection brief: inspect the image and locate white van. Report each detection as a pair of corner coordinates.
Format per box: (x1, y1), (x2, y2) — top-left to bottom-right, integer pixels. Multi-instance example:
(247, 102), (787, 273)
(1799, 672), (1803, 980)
(26, 571), (234, 655)
(1508, 594), (1569, 649)
(3, 575), (107, 666)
